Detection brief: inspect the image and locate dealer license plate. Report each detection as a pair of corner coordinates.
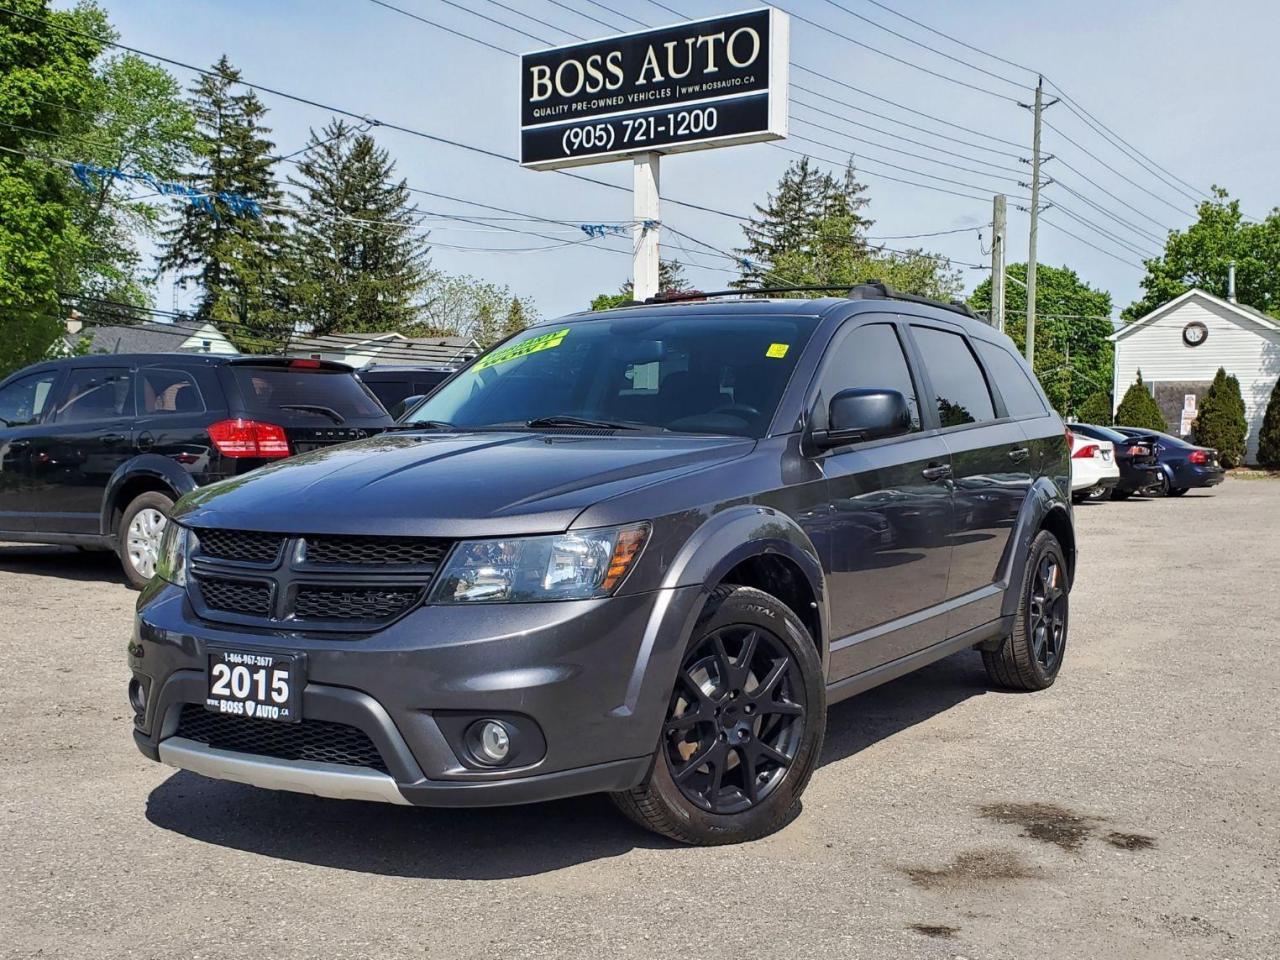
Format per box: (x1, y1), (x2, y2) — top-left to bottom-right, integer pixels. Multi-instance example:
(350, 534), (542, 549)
(205, 649), (303, 723)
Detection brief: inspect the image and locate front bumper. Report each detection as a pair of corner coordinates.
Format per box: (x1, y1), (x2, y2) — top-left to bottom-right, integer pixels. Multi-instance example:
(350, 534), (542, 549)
(130, 581), (703, 806)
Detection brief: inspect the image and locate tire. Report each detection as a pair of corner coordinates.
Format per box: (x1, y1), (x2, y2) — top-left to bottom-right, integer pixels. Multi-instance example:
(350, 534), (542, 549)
(611, 584), (826, 845)
(982, 529), (1069, 691)
(117, 491), (175, 589)
(1151, 472), (1171, 497)
(1168, 487), (1189, 497)
(1110, 488), (1132, 501)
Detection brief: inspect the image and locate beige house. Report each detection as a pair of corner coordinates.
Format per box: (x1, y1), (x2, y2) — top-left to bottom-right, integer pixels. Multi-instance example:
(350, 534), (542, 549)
(1110, 288), (1280, 462)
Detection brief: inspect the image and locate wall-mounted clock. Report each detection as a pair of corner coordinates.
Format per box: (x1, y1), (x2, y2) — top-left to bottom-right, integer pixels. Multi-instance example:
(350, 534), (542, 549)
(1183, 321), (1208, 347)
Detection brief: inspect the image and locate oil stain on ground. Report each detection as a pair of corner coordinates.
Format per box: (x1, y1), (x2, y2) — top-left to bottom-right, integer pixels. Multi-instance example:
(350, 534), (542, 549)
(1105, 831), (1157, 851)
(909, 924), (960, 939)
(903, 848), (1035, 889)
(978, 802), (1100, 852)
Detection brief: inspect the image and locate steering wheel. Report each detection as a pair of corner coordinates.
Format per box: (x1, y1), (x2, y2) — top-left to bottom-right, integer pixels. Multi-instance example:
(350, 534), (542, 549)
(710, 403), (760, 420)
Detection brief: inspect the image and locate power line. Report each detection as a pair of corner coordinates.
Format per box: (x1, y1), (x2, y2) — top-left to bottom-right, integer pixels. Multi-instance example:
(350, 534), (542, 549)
(1037, 215), (1144, 269)
(476, 0), (587, 40)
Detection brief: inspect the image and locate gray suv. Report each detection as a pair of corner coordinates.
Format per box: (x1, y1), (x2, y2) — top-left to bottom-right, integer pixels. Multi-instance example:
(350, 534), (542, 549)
(129, 284), (1074, 845)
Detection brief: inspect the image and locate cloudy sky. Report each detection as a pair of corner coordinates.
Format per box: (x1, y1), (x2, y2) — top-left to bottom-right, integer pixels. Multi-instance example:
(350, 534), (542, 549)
(95, 0), (1280, 320)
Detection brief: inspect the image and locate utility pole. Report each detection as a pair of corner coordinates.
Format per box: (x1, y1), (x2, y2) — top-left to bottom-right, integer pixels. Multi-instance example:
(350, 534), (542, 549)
(1023, 76), (1057, 367)
(990, 194), (1007, 332)
(633, 152), (661, 302)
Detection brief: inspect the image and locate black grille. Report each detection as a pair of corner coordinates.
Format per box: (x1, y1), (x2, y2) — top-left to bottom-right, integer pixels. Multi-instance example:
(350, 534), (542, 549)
(197, 576), (272, 617)
(303, 535), (450, 567)
(197, 529), (285, 565)
(294, 585), (421, 621)
(176, 704), (388, 773)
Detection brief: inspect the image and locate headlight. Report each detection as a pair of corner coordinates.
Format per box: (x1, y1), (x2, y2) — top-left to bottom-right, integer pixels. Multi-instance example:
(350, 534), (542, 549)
(155, 523), (195, 586)
(430, 524), (649, 603)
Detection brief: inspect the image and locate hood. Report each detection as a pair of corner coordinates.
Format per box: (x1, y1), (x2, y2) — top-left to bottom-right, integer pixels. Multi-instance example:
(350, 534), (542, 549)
(175, 430), (754, 537)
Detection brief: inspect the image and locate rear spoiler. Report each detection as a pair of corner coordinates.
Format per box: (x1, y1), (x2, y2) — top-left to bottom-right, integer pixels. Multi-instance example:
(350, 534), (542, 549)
(226, 356), (354, 373)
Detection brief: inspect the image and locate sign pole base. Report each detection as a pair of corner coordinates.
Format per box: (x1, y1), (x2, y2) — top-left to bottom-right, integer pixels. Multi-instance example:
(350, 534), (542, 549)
(633, 152), (660, 302)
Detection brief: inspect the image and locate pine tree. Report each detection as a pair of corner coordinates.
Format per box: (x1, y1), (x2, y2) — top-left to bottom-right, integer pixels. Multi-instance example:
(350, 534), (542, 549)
(285, 119), (430, 335)
(1115, 371), (1167, 432)
(1076, 389), (1113, 426)
(1192, 367), (1248, 466)
(502, 298), (530, 339)
(1256, 377), (1280, 468)
(735, 157), (872, 289)
(472, 302), (501, 348)
(157, 56), (288, 351)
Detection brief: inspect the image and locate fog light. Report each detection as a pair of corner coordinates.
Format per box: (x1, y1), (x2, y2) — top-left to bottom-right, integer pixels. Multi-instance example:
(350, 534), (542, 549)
(468, 720), (511, 765)
(128, 676), (148, 717)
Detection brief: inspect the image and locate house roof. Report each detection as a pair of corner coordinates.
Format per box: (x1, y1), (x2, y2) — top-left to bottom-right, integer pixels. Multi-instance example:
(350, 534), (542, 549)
(65, 321), (234, 355)
(1110, 288), (1280, 342)
(286, 331), (479, 365)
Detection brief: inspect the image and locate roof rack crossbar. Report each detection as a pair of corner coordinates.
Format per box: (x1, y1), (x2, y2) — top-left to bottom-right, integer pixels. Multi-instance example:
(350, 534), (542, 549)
(640, 281), (979, 320)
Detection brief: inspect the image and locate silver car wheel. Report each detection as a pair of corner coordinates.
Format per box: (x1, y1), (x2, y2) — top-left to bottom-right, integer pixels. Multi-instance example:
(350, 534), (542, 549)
(126, 508), (167, 580)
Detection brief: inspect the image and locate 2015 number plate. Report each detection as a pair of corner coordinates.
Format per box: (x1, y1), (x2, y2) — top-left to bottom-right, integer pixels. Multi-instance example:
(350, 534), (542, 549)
(205, 649), (303, 724)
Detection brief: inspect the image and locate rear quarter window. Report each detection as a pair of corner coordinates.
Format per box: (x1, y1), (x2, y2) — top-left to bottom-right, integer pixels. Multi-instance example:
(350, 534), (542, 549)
(229, 365), (388, 422)
(974, 340), (1049, 418)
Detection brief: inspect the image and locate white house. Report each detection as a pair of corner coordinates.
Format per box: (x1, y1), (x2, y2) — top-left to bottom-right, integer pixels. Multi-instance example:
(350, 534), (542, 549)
(1110, 288), (1280, 462)
(63, 318), (239, 356)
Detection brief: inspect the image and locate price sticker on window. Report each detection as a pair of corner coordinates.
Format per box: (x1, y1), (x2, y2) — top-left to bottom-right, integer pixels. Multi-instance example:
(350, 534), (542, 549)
(766, 343), (790, 359)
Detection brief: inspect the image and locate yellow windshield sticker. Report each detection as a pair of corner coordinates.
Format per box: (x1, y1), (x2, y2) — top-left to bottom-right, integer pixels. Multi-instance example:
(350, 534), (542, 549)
(473, 327), (570, 371)
(766, 342), (790, 359)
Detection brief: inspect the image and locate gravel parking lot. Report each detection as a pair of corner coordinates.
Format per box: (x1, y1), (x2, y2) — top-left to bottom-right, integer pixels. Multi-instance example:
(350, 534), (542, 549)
(1, 480), (1277, 960)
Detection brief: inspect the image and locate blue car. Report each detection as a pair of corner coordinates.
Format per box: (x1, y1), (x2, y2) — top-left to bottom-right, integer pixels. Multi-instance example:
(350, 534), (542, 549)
(1114, 427), (1226, 496)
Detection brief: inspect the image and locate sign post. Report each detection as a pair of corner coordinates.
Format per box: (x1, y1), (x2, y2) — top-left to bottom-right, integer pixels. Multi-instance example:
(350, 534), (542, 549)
(519, 8), (789, 299)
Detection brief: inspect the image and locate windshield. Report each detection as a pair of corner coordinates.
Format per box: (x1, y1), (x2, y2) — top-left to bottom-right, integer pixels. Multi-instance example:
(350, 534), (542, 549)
(404, 313), (819, 438)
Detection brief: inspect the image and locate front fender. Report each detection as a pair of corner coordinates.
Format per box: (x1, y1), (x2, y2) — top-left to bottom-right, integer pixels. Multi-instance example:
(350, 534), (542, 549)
(611, 505), (829, 733)
(100, 455), (198, 535)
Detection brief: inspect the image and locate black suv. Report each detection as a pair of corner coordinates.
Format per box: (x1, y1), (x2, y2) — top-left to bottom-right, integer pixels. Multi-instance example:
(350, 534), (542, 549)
(129, 287), (1074, 845)
(0, 355), (392, 586)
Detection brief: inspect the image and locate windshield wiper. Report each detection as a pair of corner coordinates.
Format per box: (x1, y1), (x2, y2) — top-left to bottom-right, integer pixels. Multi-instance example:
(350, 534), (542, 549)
(280, 403), (345, 424)
(525, 415), (642, 431)
(385, 420), (456, 431)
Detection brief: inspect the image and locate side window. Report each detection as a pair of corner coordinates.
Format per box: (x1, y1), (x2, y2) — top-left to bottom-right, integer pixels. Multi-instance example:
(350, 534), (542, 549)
(974, 340), (1048, 417)
(815, 322), (921, 431)
(140, 368), (205, 415)
(53, 368), (134, 423)
(0, 371), (59, 427)
(910, 326), (996, 428)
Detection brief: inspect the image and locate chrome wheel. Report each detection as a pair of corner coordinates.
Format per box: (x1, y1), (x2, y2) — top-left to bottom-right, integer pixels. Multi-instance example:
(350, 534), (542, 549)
(126, 507), (167, 580)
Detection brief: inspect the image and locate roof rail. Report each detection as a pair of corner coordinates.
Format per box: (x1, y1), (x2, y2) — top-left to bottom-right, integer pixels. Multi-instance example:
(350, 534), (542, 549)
(641, 281), (980, 320)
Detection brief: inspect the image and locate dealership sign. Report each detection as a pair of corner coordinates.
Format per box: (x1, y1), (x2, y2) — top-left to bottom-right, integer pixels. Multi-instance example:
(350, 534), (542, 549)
(519, 8), (790, 170)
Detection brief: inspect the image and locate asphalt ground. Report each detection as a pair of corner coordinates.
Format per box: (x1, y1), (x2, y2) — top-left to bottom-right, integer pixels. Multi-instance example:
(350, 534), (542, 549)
(1, 479), (1276, 959)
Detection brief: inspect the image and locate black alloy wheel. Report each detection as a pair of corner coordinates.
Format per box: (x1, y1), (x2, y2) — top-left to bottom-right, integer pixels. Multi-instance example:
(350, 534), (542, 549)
(1027, 553), (1067, 674)
(664, 625), (806, 815)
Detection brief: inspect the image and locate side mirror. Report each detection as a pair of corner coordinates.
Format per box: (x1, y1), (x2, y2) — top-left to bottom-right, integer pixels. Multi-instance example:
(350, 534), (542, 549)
(390, 395), (426, 421)
(811, 388), (912, 450)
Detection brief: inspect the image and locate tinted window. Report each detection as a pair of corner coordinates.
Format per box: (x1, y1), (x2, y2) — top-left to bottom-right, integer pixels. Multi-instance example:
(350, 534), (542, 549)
(816, 322), (921, 431)
(910, 326), (995, 428)
(0, 370), (59, 426)
(54, 367), (134, 422)
(140, 368), (205, 415)
(230, 365), (387, 422)
(1071, 423), (1127, 444)
(407, 315), (819, 438)
(974, 340), (1047, 418)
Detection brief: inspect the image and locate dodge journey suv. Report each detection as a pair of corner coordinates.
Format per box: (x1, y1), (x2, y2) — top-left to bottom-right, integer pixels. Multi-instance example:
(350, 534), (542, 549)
(129, 284), (1075, 845)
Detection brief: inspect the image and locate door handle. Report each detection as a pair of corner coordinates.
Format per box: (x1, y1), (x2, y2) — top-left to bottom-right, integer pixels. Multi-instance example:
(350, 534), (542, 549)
(100, 433), (126, 445)
(921, 463), (952, 482)
(1008, 447), (1030, 462)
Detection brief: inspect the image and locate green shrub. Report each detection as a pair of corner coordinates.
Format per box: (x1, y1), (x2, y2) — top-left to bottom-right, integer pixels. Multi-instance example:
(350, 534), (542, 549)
(1075, 389), (1113, 426)
(1114, 371), (1166, 432)
(1254, 377), (1280, 467)
(1192, 367), (1248, 467)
